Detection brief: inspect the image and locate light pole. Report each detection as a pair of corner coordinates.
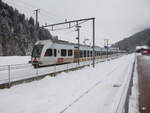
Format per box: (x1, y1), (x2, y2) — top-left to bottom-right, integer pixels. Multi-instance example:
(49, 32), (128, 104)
(104, 39), (109, 59)
(75, 23), (81, 64)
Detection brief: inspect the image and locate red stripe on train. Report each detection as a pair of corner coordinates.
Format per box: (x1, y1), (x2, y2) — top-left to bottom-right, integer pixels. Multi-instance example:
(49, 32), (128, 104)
(57, 58), (64, 62)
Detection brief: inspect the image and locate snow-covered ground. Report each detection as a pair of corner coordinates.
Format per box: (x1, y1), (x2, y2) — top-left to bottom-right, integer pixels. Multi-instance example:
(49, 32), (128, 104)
(0, 56), (30, 66)
(129, 56), (139, 113)
(0, 54), (135, 113)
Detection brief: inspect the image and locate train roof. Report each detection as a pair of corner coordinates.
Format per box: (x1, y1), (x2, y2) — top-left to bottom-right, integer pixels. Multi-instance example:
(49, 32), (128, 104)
(53, 39), (100, 48)
(36, 39), (104, 49)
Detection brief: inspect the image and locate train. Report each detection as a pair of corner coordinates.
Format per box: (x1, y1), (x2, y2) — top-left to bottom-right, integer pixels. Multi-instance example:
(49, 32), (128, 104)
(31, 39), (124, 68)
(135, 46), (150, 55)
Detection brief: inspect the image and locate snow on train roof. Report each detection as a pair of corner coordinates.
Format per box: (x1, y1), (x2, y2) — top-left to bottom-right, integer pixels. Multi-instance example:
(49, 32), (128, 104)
(36, 39), (103, 49)
(136, 46), (148, 50)
(53, 39), (103, 48)
(54, 39), (87, 46)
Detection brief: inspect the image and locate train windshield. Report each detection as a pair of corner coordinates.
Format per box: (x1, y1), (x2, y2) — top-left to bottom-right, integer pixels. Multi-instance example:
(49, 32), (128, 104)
(32, 45), (43, 57)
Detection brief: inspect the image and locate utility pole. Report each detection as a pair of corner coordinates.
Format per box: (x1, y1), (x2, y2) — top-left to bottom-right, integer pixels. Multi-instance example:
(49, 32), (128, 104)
(117, 43), (120, 56)
(92, 18), (95, 67)
(33, 9), (40, 25)
(75, 22), (81, 64)
(104, 39), (109, 59)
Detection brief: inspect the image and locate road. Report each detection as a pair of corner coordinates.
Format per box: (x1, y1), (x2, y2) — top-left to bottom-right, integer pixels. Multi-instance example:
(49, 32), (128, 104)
(137, 55), (150, 113)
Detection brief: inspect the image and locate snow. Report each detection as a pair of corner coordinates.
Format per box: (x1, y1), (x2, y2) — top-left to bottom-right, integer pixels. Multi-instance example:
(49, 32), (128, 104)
(129, 56), (139, 113)
(0, 56), (30, 66)
(136, 46), (148, 50)
(0, 54), (135, 113)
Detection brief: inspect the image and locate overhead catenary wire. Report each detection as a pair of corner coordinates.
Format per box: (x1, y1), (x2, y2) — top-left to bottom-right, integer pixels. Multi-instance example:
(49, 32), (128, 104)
(18, 0), (66, 20)
(3, 0), (35, 19)
(11, 0), (66, 21)
(3, 0), (33, 12)
(46, 20), (89, 31)
(3, 0), (66, 25)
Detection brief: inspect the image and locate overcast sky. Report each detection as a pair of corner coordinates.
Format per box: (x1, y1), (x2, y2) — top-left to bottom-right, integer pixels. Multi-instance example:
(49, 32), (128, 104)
(3, 0), (150, 46)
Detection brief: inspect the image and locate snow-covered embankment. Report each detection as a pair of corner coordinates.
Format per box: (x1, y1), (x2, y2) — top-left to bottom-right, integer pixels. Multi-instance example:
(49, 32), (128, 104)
(0, 54), (135, 113)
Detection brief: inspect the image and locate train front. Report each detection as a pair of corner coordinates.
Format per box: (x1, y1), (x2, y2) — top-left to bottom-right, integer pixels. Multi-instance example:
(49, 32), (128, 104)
(31, 40), (53, 68)
(31, 44), (44, 68)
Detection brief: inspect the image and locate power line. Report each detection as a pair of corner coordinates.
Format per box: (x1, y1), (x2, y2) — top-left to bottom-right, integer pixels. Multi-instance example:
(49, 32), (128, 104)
(40, 8), (66, 21)
(4, 0), (68, 26)
(3, 0), (32, 11)
(15, 0), (66, 21)
(3, 0), (34, 18)
(39, 12), (63, 24)
(43, 20), (88, 31)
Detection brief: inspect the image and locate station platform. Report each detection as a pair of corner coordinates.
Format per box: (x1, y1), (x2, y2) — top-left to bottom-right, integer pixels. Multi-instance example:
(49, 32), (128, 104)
(137, 55), (150, 113)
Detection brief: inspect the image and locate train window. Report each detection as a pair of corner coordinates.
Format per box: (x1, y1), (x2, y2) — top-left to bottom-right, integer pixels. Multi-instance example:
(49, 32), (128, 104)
(99, 51), (101, 56)
(97, 51), (99, 56)
(87, 51), (89, 57)
(54, 49), (57, 57)
(32, 45), (43, 57)
(68, 49), (72, 56)
(61, 49), (66, 56)
(90, 51), (93, 57)
(44, 49), (53, 56)
(84, 50), (86, 57)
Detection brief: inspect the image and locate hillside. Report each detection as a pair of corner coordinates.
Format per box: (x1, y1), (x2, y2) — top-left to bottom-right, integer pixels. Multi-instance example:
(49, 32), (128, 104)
(0, 0), (52, 56)
(113, 28), (150, 52)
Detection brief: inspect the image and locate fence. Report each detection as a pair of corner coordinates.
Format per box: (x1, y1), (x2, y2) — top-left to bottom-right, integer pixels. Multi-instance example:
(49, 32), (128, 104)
(111, 54), (136, 113)
(0, 55), (119, 87)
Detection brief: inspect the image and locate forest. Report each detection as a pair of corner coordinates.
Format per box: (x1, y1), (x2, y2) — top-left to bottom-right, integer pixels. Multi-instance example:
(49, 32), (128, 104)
(0, 0), (52, 55)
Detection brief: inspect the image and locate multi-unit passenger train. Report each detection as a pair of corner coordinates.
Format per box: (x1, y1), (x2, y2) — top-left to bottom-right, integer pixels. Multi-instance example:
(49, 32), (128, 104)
(31, 39), (123, 68)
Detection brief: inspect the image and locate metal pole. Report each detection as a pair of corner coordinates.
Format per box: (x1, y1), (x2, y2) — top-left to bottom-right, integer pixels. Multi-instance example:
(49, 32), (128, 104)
(54, 63), (56, 73)
(106, 39), (108, 59)
(36, 65), (38, 78)
(36, 11), (38, 25)
(104, 39), (109, 59)
(33, 9), (40, 25)
(101, 48), (103, 59)
(8, 65), (11, 88)
(67, 63), (69, 72)
(92, 18), (95, 68)
(42, 17), (95, 28)
(76, 22), (80, 65)
(77, 26), (80, 65)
